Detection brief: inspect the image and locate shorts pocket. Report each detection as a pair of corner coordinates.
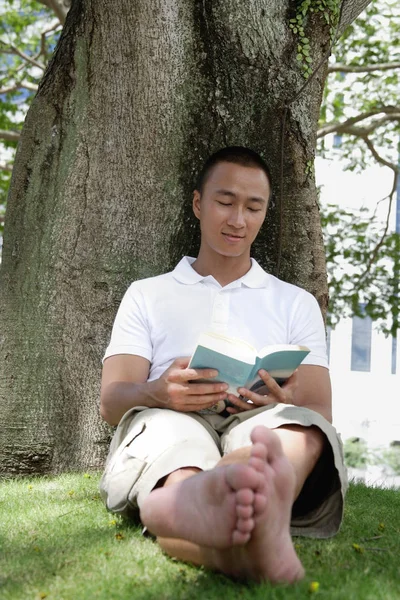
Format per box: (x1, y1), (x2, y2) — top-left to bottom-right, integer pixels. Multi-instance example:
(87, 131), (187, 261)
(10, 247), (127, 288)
(99, 422), (148, 516)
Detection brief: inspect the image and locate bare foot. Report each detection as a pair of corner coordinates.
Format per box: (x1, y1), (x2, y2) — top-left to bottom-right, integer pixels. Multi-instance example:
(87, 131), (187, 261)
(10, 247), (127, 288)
(141, 425), (305, 584)
(211, 426), (305, 583)
(140, 459), (264, 548)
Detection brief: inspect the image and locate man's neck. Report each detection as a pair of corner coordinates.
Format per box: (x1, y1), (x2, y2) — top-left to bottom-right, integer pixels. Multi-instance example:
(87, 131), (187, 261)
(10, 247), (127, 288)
(191, 252), (252, 287)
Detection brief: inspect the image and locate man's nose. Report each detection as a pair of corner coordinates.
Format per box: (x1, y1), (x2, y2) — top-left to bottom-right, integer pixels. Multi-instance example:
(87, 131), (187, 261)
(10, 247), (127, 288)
(227, 207), (245, 227)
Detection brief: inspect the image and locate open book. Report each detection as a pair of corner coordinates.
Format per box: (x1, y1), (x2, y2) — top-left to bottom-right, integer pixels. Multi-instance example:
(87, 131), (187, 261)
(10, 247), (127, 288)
(189, 332), (310, 413)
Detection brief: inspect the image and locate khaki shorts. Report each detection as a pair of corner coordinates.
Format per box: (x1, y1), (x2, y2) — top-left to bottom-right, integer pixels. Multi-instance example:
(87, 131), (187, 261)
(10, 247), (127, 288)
(100, 403), (348, 538)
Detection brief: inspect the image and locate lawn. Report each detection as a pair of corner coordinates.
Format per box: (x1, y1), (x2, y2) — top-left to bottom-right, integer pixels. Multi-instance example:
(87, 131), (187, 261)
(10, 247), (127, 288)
(0, 474), (399, 600)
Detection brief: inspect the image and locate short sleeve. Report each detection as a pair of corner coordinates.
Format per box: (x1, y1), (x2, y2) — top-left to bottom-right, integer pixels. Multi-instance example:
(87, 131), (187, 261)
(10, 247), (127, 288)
(103, 283), (152, 362)
(289, 290), (329, 369)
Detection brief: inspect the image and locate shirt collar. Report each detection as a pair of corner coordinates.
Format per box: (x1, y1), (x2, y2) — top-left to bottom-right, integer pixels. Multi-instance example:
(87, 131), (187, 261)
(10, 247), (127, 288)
(171, 256), (269, 289)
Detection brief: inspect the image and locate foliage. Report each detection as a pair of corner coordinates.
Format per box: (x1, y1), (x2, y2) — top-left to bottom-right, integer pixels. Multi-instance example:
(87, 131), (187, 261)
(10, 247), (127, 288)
(380, 445), (400, 475)
(0, 0), (62, 234)
(317, 0), (400, 331)
(1, 474), (400, 599)
(321, 201), (400, 334)
(290, 0), (341, 78)
(319, 0), (400, 172)
(343, 437), (400, 475)
(343, 437), (369, 468)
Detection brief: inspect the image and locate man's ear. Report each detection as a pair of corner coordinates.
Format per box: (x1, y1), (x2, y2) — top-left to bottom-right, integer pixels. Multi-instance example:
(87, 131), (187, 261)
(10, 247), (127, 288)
(193, 190), (201, 220)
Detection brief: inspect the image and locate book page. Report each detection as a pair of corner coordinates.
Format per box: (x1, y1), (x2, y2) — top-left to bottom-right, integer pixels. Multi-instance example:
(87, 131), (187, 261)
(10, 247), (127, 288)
(196, 332), (257, 363)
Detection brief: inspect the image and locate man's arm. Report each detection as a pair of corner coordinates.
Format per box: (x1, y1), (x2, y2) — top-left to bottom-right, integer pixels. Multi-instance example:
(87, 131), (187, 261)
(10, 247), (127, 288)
(293, 364), (332, 422)
(100, 354), (230, 426)
(100, 354), (156, 426)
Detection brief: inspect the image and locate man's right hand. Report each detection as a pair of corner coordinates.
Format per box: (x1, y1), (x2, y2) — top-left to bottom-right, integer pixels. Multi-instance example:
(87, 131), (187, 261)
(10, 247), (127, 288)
(152, 357), (229, 412)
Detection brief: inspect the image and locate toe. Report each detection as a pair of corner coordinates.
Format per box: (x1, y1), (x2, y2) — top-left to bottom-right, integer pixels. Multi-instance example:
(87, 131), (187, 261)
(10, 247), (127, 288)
(251, 426), (283, 461)
(236, 517), (254, 533)
(249, 454), (266, 473)
(253, 491), (268, 514)
(232, 530), (251, 545)
(237, 504), (253, 519)
(236, 488), (254, 506)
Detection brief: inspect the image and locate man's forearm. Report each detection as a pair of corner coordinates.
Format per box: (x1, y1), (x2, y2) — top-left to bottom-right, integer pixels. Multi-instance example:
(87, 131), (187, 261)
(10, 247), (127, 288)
(100, 380), (164, 426)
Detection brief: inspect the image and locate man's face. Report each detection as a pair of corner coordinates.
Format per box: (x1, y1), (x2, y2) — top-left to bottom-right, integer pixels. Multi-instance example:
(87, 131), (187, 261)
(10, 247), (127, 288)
(193, 161), (270, 259)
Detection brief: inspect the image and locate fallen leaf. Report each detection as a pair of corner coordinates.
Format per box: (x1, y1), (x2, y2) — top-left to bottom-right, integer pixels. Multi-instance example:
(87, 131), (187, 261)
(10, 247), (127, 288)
(309, 581), (320, 593)
(352, 543), (364, 554)
(115, 533), (124, 540)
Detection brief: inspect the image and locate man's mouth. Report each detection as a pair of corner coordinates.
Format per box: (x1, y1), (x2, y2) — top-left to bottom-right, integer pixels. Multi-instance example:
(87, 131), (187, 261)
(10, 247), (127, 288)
(222, 233), (245, 242)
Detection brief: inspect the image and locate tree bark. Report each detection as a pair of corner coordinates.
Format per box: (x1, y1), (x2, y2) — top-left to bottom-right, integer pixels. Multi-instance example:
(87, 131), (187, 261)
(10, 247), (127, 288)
(0, 0), (372, 474)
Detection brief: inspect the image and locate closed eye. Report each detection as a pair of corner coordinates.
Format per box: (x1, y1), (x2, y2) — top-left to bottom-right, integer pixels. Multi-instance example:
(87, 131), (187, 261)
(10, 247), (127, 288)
(217, 201), (232, 206)
(248, 207), (262, 212)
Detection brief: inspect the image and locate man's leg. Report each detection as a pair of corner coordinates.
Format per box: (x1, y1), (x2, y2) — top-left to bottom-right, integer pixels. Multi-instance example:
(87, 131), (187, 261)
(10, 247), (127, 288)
(140, 426), (305, 583)
(152, 425), (323, 574)
(218, 424), (325, 498)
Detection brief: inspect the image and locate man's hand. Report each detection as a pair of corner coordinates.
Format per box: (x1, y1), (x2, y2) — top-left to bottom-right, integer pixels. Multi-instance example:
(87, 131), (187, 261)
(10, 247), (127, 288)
(224, 369), (299, 414)
(152, 357), (229, 412)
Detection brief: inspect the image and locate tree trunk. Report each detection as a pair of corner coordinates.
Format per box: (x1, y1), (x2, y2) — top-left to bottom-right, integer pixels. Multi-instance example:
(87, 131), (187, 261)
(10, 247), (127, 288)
(0, 0), (371, 474)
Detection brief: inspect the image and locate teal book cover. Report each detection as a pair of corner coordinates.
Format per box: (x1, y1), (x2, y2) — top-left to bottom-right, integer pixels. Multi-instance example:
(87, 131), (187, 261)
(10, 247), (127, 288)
(190, 345), (254, 395)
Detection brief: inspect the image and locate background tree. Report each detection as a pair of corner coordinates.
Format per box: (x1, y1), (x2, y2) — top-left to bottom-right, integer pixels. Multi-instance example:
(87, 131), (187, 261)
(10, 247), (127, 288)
(0, 0), (372, 474)
(0, 1), (66, 232)
(318, 0), (400, 334)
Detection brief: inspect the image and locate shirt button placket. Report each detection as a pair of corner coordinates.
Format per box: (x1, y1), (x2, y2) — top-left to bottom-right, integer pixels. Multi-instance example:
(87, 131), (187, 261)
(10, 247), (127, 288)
(211, 291), (230, 333)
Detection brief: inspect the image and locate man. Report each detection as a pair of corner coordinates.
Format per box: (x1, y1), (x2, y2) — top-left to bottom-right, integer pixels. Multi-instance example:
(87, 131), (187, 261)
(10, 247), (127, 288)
(100, 146), (347, 584)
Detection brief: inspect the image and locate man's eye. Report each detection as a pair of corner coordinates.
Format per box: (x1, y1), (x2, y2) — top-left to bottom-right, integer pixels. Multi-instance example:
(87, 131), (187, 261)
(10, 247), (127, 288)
(248, 207), (262, 212)
(217, 201), (232, 206)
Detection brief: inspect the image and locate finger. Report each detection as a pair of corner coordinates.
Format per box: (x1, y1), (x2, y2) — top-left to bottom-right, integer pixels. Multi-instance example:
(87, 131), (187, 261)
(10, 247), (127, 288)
(226, 394), (254, 411)
(186, 367), (220, 381)
(189, 392), (230, 408)
(171, 367), (219, 383)
(226, 407), (241, 415)
(257, 370), (283, 394)
(185, 382), (228, 396)
(164, 390), (228, 412)
(237, 387), (274, 406)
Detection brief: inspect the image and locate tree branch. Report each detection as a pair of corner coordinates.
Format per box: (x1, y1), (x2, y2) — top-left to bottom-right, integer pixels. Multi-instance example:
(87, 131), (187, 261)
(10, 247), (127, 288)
(328, 61), (400, 74)
(361, 135), (398, 171)
(338, 0), (374, 36)
(34, 22), (62, 60)
(36, 0), (70, 24)
(0, 82), (38, 94)
(317, 106), (400, 137)
(0, 130), (20, 143)
(0, 44), (46, 70)
(353, 167), (398, 292)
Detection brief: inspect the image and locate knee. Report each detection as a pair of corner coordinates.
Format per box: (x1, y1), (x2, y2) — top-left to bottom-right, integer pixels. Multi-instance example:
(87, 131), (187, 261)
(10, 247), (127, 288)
(163, 467), (202, 487)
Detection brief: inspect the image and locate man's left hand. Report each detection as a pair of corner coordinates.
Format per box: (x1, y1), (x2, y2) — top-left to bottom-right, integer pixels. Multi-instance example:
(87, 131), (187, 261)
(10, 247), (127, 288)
(225, 369), (298, 414)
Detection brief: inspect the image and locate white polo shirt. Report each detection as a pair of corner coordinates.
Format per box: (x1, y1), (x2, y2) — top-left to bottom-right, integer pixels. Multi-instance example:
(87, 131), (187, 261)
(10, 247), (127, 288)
(104, 256), (328, 381)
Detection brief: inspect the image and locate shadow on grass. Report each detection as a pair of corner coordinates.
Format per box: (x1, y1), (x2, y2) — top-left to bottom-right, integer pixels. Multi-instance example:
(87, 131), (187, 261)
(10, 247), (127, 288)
(1, 479), (400, 600)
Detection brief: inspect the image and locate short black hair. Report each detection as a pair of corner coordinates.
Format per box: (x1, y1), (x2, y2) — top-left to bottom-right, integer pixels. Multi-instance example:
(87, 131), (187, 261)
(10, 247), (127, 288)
(195, 146), (272, 195)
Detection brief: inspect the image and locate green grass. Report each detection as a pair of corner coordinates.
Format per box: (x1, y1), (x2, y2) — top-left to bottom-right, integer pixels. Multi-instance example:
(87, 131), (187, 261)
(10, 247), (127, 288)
(0, 474), (399, 600)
